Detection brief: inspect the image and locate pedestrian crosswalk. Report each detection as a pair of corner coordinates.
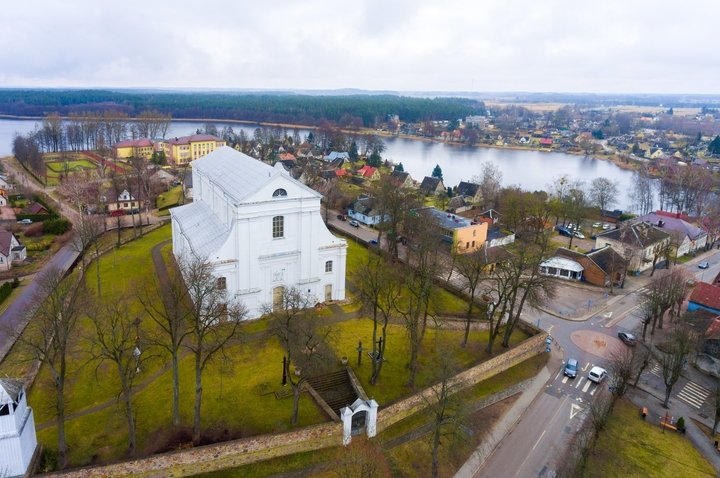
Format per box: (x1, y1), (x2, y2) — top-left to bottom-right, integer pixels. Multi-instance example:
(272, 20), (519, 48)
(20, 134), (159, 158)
(559, 364), (601, 396)
(636, 287), (650, 295)
(676, 381), (711, 409)
(650, 363), (662, 376)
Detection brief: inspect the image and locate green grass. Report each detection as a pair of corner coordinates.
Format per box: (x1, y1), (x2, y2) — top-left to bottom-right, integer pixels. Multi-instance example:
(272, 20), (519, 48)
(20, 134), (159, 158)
(329, 317), (530, 404)
(45, 159), (96, 173)
(583, 398), (715, 478)
(156, 186), (183, 210)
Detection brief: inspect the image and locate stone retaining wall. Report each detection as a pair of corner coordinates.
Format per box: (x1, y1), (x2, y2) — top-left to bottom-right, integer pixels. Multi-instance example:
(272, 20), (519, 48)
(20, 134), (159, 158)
(48, 329), (547, 478)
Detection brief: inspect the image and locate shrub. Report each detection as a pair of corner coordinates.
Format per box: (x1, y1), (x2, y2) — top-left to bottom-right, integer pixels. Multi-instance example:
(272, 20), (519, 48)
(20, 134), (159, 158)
(43, 218), (72, 235)
(676, 416), (685, 432)
(23, 223), (44, 237)
(0, 282), (12, 304)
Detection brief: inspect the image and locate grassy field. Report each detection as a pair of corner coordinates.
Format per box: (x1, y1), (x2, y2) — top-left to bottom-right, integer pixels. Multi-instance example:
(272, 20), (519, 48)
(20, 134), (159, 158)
(156, 185), (183, 210)
(45, 159), (96, 173)
(583, 398), (715, 478)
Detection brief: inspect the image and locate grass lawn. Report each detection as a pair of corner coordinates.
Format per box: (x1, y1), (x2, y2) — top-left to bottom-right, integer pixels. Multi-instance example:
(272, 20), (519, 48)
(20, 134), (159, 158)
(191, 353), (548, 478)
(583, 398), (715, 478)
(156, 185), (183, 210)
(329, 317), (530, 405)
(45, 159), (96, 173)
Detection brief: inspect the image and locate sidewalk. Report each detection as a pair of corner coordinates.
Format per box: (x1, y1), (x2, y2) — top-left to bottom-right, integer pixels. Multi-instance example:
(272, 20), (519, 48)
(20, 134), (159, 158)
(454, 347), (563, 477)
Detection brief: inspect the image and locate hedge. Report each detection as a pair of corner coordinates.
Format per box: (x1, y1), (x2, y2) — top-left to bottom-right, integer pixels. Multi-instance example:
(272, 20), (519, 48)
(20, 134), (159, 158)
(42, 218), (72, 235)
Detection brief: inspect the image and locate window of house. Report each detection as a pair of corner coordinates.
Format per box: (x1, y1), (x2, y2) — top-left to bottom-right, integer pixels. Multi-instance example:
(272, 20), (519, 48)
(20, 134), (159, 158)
(216, 277), (226, 290)
(273, 188), (288, 197)
(471, 240), (475, 247)
(473, 230), (476, 237)
(325, 260), (333, 272)
(124, 203), (129, 208)
(273, 216), (284, 238)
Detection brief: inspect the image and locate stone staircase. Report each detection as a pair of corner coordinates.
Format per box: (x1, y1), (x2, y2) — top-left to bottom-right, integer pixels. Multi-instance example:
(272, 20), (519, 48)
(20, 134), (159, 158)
(306, 369), (358, 415)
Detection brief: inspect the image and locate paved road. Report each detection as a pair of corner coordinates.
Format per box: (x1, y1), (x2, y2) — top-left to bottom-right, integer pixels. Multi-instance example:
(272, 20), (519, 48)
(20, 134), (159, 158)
(0, 244), (80, 362)
(473, 249), (720, 477)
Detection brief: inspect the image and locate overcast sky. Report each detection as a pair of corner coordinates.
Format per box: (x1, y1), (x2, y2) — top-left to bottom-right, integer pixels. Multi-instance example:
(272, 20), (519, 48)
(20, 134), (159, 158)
(1, 0), (717, 94)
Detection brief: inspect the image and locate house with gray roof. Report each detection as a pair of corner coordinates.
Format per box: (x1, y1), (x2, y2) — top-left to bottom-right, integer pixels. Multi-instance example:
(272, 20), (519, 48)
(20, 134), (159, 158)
(171, 147), (347, 319)
(0, 228), (26, 270)
(635, 211), (707, 257)
(419, 176), (445, 196)
(594, 222), (670, 273)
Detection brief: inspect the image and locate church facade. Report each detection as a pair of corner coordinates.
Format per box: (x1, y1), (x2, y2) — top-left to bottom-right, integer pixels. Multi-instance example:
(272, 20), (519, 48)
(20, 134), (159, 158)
(171, 147), (347, 319)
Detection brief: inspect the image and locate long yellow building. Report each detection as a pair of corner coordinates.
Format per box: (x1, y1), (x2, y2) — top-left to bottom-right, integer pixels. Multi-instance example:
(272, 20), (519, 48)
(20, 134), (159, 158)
(112, 134), (226, 165)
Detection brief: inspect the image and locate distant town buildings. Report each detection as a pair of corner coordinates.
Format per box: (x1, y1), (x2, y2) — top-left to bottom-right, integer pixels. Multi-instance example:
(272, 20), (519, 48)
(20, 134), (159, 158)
(171, 147), (347, 319)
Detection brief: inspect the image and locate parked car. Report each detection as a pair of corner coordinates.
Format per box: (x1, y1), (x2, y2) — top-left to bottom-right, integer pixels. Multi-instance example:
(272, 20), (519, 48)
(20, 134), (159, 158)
(572, 230), (585, 239)
(336, 214), (347, 221)
(588, 366), (608, 383)
(698, 261), (710, 269)
(349, 220), (360, 228)
(556, 225), (572, 237)
(17, 218), (33, 225)
(564, 358), (578, 378)
(602, 223), (611, 230)
(109, 209), (126, 217)
(592, 222), (602, 228)
(618, 331), (637, 346)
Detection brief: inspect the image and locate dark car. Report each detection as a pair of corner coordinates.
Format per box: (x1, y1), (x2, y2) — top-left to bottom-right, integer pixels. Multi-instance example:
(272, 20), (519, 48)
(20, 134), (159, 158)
(564, 358), (578, 378)
(555, 225), (572, 237)
(336, 214), (347, 221)
(618, 331), (637, 346)
(698, 261), (710, 269)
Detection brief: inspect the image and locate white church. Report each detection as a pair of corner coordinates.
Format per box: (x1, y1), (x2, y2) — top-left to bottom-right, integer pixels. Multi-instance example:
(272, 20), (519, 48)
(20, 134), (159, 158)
(171, 147), (347, 319)
(0, 379), (37, 477)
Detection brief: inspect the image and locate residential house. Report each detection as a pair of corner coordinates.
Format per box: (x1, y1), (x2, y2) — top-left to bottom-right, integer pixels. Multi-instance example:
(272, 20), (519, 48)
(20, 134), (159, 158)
(171, 147), (347, 319)
(455, 181), (482, 203)
(634, 211), (708, 257)
(421, 207), (488, 254)
(0, 193), (6, 207)
(113, 138), (156, 160)
(356, 165), (380, 181)
(0, 176), (14, 190)
(278, 153), (296, 162)
(539, 138), (553, 147)
(478, 209), (501, 225)
(701, 316), (720, 360)
(108, 189), (140, 214)
(554, 246), (627, 287)
(0, 229), (26, 270)
(595, 222), (670, 273)
(348, 197), (387, 226)
(21, 202), (50, 216)
(390, 171), (414, 189)
(600, 209), (624, 223)
(447, 196), (471, 214)
(0, 378), (38, 477)
(324, 151), (350, 162)
(688, 282), (720, 315)
(162, 134), (226, 165)
(419, 176), (445, 196)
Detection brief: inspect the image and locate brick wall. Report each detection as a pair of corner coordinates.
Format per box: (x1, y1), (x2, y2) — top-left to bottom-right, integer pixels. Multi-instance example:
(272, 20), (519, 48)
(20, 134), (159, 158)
(49, 330), (547, 478)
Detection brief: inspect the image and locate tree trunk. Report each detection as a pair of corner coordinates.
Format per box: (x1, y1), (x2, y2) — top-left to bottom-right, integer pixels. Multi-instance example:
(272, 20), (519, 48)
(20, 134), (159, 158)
(370, 307), (378, 384)
(463, 300), (474, 347)
(172, 351), (181, 426)
(121, 378), (136, 455)
(408, 323), (420, 387)
(116, 215), (121, 247)
(95, 245), (101, 298)
(371, 317), (388, 385)
(193, 353), (203, 444)
(713, 412), (719, 436)
(663, 386), (672, 409)
(431, 426), (441, 478)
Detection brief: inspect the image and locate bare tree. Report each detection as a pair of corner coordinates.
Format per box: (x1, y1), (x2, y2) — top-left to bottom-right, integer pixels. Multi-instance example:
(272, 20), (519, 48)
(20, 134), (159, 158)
(352, 254), (401, 385)
(87, 300), (149, 456)
(630, 165), (655, 216)
(607, 347), (636, 398)
(179, 255), (247, 443)
(589, 177), (619, 213)
(13, 267), (82, 469)
(265, 287), (333, 425)
(138, 256), (192, 427)
(333, 438), (391, 478)
(425, 356), (464, 478)
(453, 246), (489, 347)
(472, 161), (503, 209)
(658, 316), (695, 408)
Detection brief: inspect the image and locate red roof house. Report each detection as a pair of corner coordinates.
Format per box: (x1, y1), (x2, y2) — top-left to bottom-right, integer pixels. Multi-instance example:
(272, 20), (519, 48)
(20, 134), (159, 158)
(688, 282), (720, 315)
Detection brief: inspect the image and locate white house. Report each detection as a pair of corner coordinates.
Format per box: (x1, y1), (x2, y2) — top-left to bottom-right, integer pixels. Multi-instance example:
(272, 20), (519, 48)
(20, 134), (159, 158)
(0, 229), (26, 271)
(595, 222), (670, 273)
(0, 379), (38, 477)
(171, 147), (347, 319)
(107, 189), (139, 213)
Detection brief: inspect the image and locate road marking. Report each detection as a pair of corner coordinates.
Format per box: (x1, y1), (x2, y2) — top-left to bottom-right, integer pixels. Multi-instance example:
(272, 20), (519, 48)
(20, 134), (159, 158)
(554, 369), (562, 381)
(547, 324), (554, 333)
(590, 386), (597, 396)
(531, 429), (546, 452)
(650, 364), (662, 376)
(570, 403), (583, 419)
(582, 362), (591, 372)
(582, 380), (592, 393)
(561, 376), (568, 384)
(676, 381), (711, 409)
(575, 377), (585, 389)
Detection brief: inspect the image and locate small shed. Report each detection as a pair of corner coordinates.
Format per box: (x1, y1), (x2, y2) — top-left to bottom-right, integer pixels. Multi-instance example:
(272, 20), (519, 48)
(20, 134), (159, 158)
(539, 257), (584, 281)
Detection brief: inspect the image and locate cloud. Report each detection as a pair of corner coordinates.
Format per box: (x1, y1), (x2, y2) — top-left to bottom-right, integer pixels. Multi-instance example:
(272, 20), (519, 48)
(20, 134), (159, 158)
(0, 0), (718, 93)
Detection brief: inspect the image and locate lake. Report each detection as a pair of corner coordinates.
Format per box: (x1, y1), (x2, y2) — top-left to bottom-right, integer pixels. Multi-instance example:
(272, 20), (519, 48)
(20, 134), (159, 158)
(0, 118), (638, 210)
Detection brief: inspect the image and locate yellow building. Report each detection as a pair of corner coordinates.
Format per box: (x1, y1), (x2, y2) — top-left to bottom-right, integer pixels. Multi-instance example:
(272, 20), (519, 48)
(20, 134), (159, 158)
(422, 207), (488, 254)
(163, 134), (226, 165)
(113, 138), (155, 160)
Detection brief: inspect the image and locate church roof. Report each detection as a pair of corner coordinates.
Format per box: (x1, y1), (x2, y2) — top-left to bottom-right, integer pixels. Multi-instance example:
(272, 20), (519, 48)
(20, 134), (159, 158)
(0, 378), (24, 404)
(192, 147), (320, 203)
(170, 201), (231, 260)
